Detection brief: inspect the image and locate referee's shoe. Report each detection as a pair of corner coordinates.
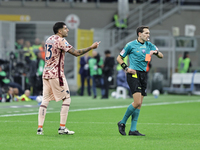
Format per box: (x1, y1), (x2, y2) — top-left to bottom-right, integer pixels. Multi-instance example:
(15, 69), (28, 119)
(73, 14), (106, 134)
(129, 130), (145, 136)
(117, 121), (126, 135)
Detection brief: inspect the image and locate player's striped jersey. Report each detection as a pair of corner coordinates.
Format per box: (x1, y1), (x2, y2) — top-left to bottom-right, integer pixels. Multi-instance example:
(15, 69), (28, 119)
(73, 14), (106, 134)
(120, 39), (158, 71)
(43, 35), (73, 79)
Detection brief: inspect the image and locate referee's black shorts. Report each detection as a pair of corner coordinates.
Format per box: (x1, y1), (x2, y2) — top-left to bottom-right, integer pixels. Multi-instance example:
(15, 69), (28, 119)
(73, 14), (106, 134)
(127, 70), (147, 96)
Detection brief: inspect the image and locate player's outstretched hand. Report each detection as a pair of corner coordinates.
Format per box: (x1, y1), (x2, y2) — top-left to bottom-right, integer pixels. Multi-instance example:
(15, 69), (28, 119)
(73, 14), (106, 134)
(91, 41), (101, 49)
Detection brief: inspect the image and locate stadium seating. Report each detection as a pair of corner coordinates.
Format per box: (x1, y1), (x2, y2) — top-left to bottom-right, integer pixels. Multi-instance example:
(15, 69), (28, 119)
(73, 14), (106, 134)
(163, 71), (200, 95)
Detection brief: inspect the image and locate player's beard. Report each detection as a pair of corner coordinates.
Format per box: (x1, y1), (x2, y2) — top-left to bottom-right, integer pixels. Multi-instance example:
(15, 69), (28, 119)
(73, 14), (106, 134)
(63, 33), (68, 37)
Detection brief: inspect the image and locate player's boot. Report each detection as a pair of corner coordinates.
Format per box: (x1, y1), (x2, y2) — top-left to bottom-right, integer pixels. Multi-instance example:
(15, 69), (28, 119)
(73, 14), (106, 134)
(117, 121), (126, 135)
(128, 130), (145, 136)
(58, 127), (75, 135)
(37, 128), (44, 135)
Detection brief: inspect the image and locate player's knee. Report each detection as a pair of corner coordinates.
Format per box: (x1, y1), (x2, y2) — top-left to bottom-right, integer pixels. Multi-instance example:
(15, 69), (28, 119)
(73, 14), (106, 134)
(41, 101), (49, 108)
(63, 97), (71, 105)
(137, 103), (142, 108)
(134, 101), (142, 108)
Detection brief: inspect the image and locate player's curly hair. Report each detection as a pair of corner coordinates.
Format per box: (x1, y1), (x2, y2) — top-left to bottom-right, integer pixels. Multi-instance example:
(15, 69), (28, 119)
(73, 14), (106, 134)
(136, 25), (149, 36)
(53, 22), (66, 34)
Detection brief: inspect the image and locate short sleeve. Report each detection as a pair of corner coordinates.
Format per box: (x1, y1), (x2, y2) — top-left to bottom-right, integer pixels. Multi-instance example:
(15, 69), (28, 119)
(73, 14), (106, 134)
(58, 38), (73, 52)
(120, 43), (130, 58)
(149, 42), (159, 51)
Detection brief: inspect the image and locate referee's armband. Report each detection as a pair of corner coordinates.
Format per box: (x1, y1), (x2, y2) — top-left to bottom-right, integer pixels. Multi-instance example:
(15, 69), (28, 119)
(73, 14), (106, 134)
(121, 63), (128, 71)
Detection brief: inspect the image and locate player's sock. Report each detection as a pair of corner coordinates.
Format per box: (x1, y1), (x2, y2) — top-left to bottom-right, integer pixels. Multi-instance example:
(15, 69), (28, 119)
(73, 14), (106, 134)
(38, 125), (43, 129)
(130, 108), (140, 131)
(38, 101), (49, 128)
(121, 104), (136, 124)
(60, 97), (71, 126)
(60, 124), (65, 129)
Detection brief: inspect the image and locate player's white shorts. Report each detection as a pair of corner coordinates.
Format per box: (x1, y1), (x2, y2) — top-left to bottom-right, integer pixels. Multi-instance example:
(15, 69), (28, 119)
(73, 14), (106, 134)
(42, 77), (70, 102)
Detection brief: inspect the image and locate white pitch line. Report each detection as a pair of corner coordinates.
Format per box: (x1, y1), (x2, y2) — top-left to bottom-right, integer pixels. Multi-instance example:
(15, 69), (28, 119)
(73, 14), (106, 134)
(0, 120), (199, 126)
(0, 99), (200, 117)
(24, 105), (33, 107)
(10, 106), (20, 108)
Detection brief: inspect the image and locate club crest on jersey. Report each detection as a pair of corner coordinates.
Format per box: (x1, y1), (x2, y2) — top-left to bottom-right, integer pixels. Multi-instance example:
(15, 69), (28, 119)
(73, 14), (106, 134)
(65, 42), (69, 46)
(142, 49), (145, 53)
(120, 49), (125, 55)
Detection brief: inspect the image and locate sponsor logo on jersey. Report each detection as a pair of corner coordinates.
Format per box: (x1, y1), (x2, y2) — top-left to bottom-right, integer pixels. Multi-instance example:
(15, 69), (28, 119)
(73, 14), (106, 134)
(140, 45), (146, 48)
(142, 49), (146, 53)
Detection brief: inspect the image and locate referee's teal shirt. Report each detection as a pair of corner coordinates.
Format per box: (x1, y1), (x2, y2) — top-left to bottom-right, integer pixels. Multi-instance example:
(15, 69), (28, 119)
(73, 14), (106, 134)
(120, 39), (158, 71)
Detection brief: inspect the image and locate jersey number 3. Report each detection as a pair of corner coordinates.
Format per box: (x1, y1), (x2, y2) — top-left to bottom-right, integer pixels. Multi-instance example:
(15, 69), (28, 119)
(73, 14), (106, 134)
(45, 44), (52, 60)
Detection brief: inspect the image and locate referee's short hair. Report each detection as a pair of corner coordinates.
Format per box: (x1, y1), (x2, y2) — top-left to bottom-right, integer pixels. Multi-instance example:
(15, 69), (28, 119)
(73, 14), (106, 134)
(136, 25), (149, 36)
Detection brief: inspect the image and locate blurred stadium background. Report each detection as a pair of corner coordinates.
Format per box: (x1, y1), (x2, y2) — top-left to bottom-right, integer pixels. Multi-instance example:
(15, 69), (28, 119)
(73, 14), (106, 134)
(0, 0), (200, 94)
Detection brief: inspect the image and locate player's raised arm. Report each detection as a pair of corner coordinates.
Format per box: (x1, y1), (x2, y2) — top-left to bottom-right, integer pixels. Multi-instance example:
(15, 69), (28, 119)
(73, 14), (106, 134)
(68, 41), (101, 57)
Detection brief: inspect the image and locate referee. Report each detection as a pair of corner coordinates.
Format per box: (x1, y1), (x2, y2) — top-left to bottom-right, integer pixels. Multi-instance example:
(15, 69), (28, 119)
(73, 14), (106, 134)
(117, 26), (163, 136)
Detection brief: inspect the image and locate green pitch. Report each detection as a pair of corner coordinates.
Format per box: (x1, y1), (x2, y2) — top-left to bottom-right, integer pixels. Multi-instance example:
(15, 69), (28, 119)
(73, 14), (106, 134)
(0, 94), (200, 150)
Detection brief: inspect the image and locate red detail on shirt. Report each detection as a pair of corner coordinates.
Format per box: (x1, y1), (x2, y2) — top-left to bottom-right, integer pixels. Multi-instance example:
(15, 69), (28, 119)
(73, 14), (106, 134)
(43, 35), (73, 79)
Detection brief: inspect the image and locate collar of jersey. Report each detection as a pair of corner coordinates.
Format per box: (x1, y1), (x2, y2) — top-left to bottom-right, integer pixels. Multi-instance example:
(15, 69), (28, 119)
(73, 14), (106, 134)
(136, 39), (145, 45)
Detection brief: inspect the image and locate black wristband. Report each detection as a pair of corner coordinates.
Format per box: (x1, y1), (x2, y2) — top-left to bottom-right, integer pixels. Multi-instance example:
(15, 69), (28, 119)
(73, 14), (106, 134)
(121, 62), (128, 70)
(155, 50), (159, 55)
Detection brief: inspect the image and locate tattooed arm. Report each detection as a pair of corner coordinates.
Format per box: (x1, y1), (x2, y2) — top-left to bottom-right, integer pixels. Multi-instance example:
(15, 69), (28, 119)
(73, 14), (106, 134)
(68, 41), (101, 57)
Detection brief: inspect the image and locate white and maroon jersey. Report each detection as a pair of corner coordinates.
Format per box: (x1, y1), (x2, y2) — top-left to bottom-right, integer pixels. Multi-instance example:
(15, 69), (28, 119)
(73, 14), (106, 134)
(43, 35), (73, 79)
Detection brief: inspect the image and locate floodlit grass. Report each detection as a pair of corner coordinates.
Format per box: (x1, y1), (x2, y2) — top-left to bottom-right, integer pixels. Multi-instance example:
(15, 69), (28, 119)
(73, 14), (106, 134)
(0, 94), (200, 150)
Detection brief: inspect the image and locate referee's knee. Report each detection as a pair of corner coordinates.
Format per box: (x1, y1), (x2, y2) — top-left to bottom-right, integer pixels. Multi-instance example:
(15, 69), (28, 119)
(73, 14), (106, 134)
(136, 102), (142, 108)
(132, 101), (142, 108)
